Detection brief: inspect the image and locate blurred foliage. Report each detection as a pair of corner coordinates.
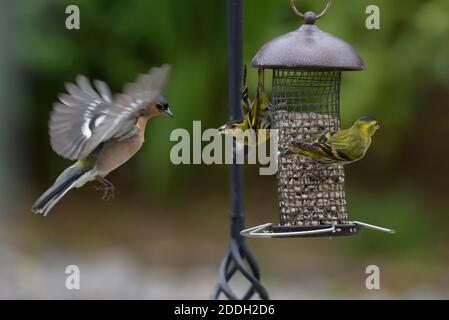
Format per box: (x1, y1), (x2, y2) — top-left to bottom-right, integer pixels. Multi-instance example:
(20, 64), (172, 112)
(15, 0), (449, 185)
(4, 0), (449, 254)
(346, 189), (442, 257)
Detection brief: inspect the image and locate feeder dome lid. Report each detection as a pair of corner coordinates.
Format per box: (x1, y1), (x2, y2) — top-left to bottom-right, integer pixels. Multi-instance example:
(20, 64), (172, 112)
(252, 23), (365, 71)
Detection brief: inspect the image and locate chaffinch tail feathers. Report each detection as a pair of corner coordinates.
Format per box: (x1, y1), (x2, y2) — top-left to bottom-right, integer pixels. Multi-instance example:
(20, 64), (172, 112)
(32, 164), (90, 216)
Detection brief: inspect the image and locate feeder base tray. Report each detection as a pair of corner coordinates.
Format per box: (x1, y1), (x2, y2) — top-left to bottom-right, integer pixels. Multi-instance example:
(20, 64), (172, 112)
(240, 221), (395, 238)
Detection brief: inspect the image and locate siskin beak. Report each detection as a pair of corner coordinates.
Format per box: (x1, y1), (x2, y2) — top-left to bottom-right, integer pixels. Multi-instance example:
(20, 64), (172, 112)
(375, 123), (380, 130)
(217, 124), (227, 135)
(162, 107), (174, 118)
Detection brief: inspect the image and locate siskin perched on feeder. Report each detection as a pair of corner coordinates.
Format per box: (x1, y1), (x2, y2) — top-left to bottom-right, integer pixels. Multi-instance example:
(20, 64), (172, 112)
(247, 68), (272, 145)
(250, 69), (271, 132)
(218, 68), (272, 147)
(218, 65), (253, 144)
(280, 116), (380, 166)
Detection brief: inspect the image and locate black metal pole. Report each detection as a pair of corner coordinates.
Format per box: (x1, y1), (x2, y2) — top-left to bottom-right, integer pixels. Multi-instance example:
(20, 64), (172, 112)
(227, 0), (244, 237)
(211, 0), (269, 300)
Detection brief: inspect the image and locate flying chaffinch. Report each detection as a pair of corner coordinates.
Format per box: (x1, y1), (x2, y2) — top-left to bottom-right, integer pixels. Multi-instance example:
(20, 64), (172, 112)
(32, 64), (173, 216)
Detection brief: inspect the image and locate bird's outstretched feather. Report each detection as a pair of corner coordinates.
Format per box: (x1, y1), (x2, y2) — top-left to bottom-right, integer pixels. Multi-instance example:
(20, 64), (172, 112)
(50, 65), (171, 161)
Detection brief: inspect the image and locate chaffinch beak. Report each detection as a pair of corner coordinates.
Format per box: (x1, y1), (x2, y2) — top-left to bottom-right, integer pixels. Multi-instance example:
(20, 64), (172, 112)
(162, 106), (174, 118)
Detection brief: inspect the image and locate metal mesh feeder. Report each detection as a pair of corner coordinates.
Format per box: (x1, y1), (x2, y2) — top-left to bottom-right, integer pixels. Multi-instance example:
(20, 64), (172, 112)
(241, 0), (394, 238)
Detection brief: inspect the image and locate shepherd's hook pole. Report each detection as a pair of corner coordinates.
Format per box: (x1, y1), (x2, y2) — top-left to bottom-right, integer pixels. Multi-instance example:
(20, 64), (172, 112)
(210, 0), (269, 300)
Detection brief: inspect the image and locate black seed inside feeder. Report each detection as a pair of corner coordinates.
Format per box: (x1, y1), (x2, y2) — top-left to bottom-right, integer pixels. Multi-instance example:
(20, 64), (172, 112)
(241, 0), (394, 238)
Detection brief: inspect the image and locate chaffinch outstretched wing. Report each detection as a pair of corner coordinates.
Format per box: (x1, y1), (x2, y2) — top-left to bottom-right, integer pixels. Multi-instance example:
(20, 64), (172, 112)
(50, 64), (171, 161)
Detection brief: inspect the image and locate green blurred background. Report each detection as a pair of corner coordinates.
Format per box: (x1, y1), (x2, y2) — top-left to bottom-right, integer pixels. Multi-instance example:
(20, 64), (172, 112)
(0, 0), (448, 299)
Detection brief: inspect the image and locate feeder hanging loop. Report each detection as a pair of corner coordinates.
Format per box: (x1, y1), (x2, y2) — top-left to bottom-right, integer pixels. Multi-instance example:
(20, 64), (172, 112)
(290, 0), (332, 23)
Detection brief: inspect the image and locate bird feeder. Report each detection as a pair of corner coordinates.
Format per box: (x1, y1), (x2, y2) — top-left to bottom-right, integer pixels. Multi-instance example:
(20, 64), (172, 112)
(241, 0), (394, 238)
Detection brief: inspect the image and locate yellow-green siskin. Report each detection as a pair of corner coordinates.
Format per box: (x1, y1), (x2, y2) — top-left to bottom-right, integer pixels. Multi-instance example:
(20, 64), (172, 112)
(280, 116), (380, 166)
(250, 69), (271, 131)
(241, 68), (271, 145)
(218, 65), (253, 143)
(218, 67), (272, 146)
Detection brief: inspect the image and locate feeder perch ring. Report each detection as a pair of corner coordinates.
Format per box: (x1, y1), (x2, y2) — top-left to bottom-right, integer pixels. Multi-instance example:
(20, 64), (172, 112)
(290, 0), (332, 23)
(240, 222), (395, 238)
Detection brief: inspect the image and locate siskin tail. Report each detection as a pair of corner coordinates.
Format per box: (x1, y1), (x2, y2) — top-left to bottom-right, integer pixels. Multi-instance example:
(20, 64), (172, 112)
(242, 64), (247, 88)
(258, 68), (264, 91)
(32, 165), (89, 216)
